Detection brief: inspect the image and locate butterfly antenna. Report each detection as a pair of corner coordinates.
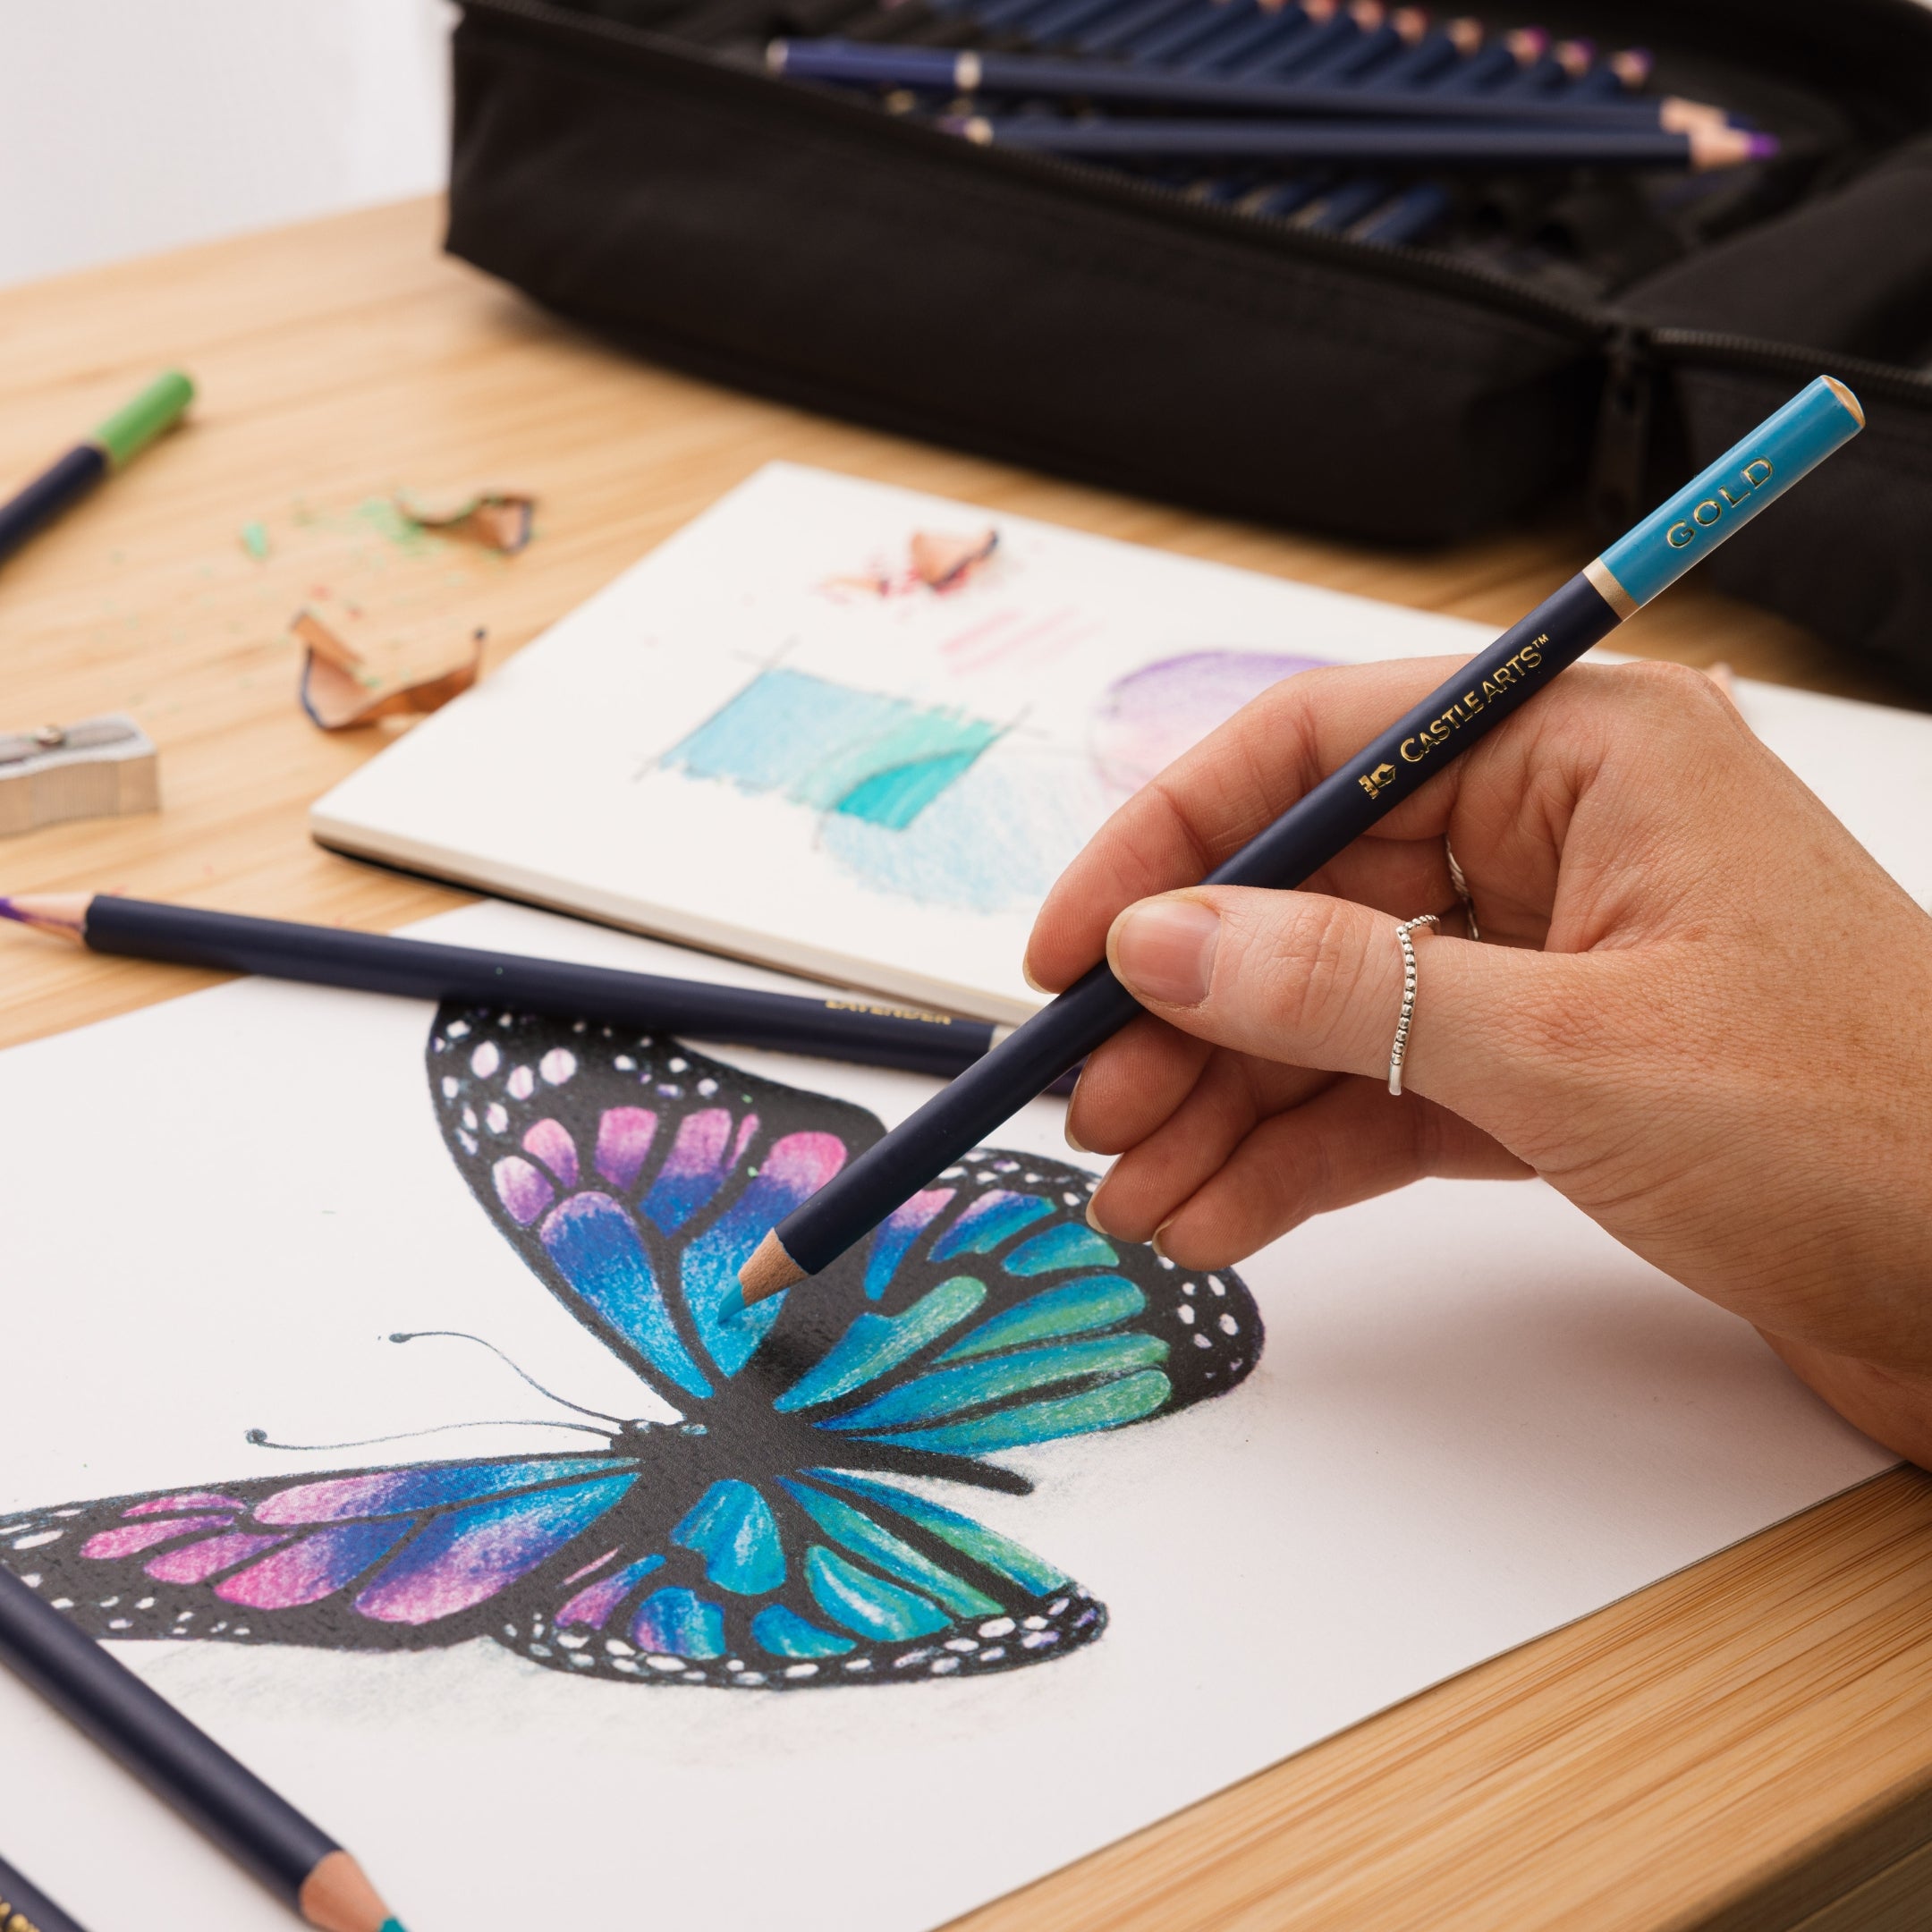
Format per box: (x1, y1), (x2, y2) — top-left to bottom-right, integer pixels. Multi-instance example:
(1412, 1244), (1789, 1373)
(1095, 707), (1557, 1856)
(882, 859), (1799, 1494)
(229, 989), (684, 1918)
(246, 1418), (613, 1452)
(386, 1328), (629, 1425)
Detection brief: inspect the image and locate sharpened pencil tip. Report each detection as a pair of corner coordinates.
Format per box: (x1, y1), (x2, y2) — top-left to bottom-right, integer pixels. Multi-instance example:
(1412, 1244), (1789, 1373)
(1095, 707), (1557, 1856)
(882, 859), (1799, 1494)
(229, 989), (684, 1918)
(0, 892), (89, 940)
(740, 1230), (808, 1304)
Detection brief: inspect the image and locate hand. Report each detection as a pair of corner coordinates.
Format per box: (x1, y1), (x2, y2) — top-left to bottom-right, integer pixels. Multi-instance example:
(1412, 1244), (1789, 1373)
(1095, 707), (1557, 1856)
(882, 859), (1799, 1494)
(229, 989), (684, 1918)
(1024, 657), (1932, 1464)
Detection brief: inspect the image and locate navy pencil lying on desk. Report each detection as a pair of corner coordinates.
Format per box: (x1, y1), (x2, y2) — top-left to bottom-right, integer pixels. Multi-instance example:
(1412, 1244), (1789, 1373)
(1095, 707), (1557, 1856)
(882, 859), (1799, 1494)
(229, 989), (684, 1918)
(0, 1567), (405, 1932)
(740, 375), (1867, 1302)
(0, 893), (1067, 1086)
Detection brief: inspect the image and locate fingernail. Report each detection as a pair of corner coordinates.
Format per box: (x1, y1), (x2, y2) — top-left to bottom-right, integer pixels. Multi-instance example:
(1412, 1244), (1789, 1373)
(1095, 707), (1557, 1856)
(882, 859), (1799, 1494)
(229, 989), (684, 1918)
(1150, 1221), (1174, 1262)
(1021, 959), (1048, 994)
(1064, 1121), (1089, 1155)
(1111, 898), (1220, 1007)
(1085, 1193), (1114, 1235)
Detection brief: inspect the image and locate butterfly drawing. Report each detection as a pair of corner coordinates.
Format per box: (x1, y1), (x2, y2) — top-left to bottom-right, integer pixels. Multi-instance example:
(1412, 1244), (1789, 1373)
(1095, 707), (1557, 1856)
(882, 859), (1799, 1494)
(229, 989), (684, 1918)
(0, 1007), (1260, 1690)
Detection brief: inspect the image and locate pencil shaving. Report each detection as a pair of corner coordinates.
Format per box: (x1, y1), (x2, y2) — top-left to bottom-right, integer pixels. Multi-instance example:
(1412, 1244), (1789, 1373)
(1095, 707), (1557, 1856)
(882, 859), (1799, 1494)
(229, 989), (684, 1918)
(394, 487), (536, 555)
(292, 597), (486, 732)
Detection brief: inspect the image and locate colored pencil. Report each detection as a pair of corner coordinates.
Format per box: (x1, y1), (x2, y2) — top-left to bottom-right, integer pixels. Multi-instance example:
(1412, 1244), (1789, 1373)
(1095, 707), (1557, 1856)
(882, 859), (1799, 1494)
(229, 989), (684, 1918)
(0, 893), (1072, 1087)
(740, 376), (1867, 1301)
(0, 1852), (90, 1932)
(772, 38), (1724, 130)
(0, 372), (193, 571)
(946, 114), (1773, 167)
(0, 1568), (405, 1932)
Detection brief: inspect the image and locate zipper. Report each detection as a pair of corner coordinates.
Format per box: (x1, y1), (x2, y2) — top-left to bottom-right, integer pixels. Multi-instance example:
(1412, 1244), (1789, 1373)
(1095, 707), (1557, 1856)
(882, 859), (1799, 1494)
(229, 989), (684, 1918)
(1588, 322), (1654, 536)
(1644, 326), (1932, 407)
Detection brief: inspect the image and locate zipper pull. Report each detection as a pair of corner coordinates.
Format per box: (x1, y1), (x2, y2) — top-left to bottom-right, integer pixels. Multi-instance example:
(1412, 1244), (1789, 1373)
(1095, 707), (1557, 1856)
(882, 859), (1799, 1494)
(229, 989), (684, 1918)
(1589, 322), (1655, 538)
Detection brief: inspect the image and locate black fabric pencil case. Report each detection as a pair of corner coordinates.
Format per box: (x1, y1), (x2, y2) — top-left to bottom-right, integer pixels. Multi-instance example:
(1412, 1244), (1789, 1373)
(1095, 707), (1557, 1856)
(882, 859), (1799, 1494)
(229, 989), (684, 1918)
(444, 0), (1932, 693)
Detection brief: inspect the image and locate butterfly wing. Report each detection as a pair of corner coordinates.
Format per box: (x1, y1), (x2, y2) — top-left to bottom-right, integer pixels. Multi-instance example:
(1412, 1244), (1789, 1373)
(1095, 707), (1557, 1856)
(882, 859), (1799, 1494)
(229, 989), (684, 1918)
(428, 1007), (883, 1409)
(741, 1148), (1261, 1472)
(0, 1453), (640, 1648)
(503, 1466), (1102, 1689)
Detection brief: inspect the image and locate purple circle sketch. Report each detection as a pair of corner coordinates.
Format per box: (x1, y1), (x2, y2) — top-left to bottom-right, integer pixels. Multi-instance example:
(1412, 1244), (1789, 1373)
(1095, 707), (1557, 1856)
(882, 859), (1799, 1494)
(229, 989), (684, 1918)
(1089, 649), (1331, 799)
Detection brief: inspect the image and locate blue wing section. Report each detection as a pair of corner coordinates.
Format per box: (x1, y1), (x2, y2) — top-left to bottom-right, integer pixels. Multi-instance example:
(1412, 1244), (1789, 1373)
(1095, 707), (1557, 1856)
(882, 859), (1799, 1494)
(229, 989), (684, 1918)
(427, 1010), (882, 1409)
(758, 1148), (1259, 1467)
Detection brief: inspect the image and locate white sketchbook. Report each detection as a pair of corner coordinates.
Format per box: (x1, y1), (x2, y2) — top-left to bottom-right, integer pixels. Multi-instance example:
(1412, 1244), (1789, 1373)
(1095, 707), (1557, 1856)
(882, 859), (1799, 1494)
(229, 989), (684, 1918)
(0, 902), (1902, 1932)
(309, 462), (1932, 1024)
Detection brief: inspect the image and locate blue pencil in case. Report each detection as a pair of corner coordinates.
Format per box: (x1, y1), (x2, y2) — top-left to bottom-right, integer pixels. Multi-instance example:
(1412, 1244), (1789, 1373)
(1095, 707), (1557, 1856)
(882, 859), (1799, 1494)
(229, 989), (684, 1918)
(740, 376), (1869, 1301)
(773, 39), (1730, 129)
(947, 114), (1773, 169)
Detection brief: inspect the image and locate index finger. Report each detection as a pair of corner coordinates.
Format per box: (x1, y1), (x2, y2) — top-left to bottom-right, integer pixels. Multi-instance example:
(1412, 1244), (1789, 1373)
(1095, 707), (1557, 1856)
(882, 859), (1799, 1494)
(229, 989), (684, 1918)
(1024, 655), (1478, 992)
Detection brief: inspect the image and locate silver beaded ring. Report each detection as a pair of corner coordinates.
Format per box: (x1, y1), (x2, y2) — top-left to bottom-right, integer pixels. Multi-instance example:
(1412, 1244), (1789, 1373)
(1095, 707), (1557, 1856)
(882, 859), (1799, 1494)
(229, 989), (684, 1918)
(1387, 913), (1440, 1097)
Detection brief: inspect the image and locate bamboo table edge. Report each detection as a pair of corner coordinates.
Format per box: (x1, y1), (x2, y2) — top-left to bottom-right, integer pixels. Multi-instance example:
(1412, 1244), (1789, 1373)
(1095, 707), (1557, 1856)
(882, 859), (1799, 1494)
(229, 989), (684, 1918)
(4, 194), (1932, 1932)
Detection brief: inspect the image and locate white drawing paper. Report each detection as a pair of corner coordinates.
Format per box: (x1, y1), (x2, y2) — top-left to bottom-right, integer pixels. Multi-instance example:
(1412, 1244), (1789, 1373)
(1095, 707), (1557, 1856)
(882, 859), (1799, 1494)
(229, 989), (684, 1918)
(0, 902), (1896, 1932)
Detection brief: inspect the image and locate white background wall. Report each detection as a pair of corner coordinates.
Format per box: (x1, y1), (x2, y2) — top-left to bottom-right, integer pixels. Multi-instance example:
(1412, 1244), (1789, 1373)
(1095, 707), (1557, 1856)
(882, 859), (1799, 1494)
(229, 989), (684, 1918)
(0, 0), (454, 288)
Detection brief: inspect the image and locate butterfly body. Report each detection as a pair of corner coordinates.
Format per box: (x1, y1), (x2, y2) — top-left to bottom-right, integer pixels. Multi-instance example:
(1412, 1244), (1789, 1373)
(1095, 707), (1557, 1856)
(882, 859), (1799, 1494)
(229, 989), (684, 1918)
(0, 1007), (1260, 1690)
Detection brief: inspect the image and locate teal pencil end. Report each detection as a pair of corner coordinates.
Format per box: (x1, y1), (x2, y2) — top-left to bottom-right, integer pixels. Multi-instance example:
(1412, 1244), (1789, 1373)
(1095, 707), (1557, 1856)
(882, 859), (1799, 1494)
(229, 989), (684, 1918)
(380, 1919), (408, 1932)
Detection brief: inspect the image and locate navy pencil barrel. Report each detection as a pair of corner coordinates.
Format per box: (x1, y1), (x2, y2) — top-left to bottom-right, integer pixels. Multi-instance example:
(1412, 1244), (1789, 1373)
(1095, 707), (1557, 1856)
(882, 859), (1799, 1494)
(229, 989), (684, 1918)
(0, 1852), (92, 1932)
(772, 39), (1675, 128)
(959, 116), (1697, 165)
(0, 445), (105, 569)
(80, 899), (1002, 1079)
(0, 1568), (333, 1902)
(1209, 575), (1619, 888)
(771, 573), (1622, 1277)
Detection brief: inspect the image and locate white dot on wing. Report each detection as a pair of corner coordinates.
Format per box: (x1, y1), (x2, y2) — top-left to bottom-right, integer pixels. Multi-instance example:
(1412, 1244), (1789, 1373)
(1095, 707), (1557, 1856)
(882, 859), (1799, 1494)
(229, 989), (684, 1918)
(470, 1042), (501, 1079)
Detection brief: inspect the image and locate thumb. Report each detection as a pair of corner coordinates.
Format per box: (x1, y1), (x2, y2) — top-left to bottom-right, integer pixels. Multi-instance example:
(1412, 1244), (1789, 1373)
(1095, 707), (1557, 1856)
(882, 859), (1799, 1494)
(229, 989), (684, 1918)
(1105, 886), (1587, 1136)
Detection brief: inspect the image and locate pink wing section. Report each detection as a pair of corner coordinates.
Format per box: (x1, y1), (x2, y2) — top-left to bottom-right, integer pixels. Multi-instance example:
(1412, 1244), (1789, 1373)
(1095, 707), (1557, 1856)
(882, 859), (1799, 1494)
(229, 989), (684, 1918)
(594, 1106), (659, 1191)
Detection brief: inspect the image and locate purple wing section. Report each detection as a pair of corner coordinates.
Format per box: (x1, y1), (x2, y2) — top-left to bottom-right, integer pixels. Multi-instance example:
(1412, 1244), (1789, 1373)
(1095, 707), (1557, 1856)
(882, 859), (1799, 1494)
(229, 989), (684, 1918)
(4, 1452), (643, 1645)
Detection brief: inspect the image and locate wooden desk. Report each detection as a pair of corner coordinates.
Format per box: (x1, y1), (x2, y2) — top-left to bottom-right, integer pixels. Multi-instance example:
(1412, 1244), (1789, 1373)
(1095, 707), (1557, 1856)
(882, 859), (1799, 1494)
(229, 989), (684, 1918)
(4, 196), (1930, 1932)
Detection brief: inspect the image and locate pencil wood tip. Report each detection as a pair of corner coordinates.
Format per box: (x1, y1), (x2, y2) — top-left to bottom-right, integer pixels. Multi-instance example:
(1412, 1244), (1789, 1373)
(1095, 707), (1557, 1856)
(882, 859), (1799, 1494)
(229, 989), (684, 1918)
(300, 1851), (402, 1932)
(740, 1231), (808, 1304)
(1822, 376), (1865, 428)
(0, 891), (89, 940)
